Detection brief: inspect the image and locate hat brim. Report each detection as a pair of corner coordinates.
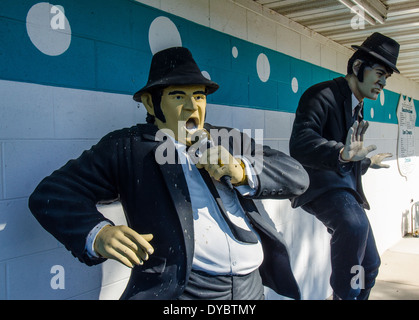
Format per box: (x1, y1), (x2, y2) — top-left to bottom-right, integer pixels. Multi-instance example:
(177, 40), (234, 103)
(352, 45), (400, 73)
(133, 77), (219, 102)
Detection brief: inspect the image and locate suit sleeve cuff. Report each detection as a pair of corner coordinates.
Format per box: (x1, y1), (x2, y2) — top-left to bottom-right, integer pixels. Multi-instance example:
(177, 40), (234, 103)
(235, 156), (258, 196)
(85, 221), (113, 259)
(337, 149), (354, 174)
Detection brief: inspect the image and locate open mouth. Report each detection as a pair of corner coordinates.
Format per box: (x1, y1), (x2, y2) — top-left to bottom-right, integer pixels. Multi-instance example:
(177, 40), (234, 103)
(373, 84), (383, 93)
(185, 117), (199, 132)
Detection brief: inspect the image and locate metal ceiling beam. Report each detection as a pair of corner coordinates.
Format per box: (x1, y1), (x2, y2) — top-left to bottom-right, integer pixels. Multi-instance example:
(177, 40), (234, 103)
(338, 0), (377, 25)
(398, 51), (419, 58)
(395, 58), (419, 65)
(294, 12), (354, 26)
(338, 0), (388, 25)
(259, 0), (309, 8)
(309, 11), (419, 31)
(316, 16), (419, 36)
(323, 26), (419, 40)
(352, 0), (388, 22)
(387, 2), (419, 16)
(262, 0), (337, 13)
(397, 71), (419, 78)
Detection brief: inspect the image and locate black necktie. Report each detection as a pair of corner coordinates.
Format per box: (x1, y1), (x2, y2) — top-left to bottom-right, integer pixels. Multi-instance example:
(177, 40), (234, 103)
(353, 102), (363, 122)
(198, 168), (259, 244)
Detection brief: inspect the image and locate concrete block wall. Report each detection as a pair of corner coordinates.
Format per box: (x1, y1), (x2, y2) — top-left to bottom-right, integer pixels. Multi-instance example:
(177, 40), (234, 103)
(1, 0), (419, 300)
(0, 81), (139, 299)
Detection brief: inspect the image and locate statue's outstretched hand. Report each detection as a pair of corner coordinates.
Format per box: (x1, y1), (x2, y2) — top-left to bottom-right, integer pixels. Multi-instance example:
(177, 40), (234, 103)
(370, 153), (392, 169)
(340, 120), (376, 162)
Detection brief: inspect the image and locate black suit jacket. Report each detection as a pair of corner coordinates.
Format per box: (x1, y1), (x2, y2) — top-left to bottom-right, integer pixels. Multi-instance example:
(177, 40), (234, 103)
(29, 122), (309, 300)
(289, 77), (371, 209)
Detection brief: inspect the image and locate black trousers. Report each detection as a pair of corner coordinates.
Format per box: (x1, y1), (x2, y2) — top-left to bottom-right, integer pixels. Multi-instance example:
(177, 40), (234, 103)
(178, 269), (264, 300)
(302, 190), (380, 300)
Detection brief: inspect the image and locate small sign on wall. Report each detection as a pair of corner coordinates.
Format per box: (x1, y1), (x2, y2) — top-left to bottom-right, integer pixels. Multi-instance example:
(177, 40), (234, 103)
(396, 95), (416, 179)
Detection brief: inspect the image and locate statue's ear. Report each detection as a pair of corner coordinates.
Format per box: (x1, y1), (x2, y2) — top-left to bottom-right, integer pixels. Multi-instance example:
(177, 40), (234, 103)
(352, 59), (363, 77)
(141, 93), (155, 116)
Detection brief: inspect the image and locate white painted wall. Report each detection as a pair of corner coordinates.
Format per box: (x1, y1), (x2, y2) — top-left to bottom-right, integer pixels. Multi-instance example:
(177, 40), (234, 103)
(1, 0), (419, 300)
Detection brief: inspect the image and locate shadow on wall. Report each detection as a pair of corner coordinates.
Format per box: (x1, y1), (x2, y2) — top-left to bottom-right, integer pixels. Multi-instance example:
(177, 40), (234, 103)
(95, 202), (131, 299)
(255, 199), (332, 300)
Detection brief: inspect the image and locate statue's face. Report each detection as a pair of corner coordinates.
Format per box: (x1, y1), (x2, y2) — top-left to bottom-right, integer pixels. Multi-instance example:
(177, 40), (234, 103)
(356, 62), (391, 100)
(156, 85), (207, 145)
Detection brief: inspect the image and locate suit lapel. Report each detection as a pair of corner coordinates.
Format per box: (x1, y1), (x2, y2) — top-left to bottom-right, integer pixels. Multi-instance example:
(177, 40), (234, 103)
(344, 96), (354, 132)
(151, 140), (195, 278)
(334, 77), (356, 132)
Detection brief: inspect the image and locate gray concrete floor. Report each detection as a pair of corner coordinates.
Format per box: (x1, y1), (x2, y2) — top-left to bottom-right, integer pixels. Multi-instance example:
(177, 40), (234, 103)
(370, 236), (419, 300)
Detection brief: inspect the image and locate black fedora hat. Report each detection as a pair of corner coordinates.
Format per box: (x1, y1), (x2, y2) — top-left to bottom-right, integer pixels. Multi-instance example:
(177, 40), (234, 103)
(352, 32), (400, 73)
(133, 47), (219, 102)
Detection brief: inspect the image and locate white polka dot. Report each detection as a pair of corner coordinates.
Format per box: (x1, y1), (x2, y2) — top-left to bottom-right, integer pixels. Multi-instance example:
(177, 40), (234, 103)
(380, 90), (385, 105)
(232, 46), (238, 58)
(148, 16), (182, 55)
(26, 3), (71, 56)
(291, 77), (299, 93)
(370, 108), (374, 119)
(201, 71), (211, 80)
(256, 53), (270, 83)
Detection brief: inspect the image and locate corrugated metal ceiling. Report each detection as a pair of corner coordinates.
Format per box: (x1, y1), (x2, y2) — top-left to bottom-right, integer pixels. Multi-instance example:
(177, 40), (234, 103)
(253, 0), (419, 83)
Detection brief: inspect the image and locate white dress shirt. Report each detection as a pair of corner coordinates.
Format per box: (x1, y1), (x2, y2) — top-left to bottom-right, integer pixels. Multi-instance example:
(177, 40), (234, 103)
(175, 141), (263, 275)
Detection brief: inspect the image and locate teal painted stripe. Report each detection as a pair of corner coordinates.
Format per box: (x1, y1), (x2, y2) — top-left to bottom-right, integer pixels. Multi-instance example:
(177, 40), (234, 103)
(0, 0), (417, 125)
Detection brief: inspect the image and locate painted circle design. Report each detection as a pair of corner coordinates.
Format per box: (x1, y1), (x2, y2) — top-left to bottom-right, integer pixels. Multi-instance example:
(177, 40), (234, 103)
(256, 53), (270, 83)
(148, 16), (182, 55)
(26, 3), (71, 56)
